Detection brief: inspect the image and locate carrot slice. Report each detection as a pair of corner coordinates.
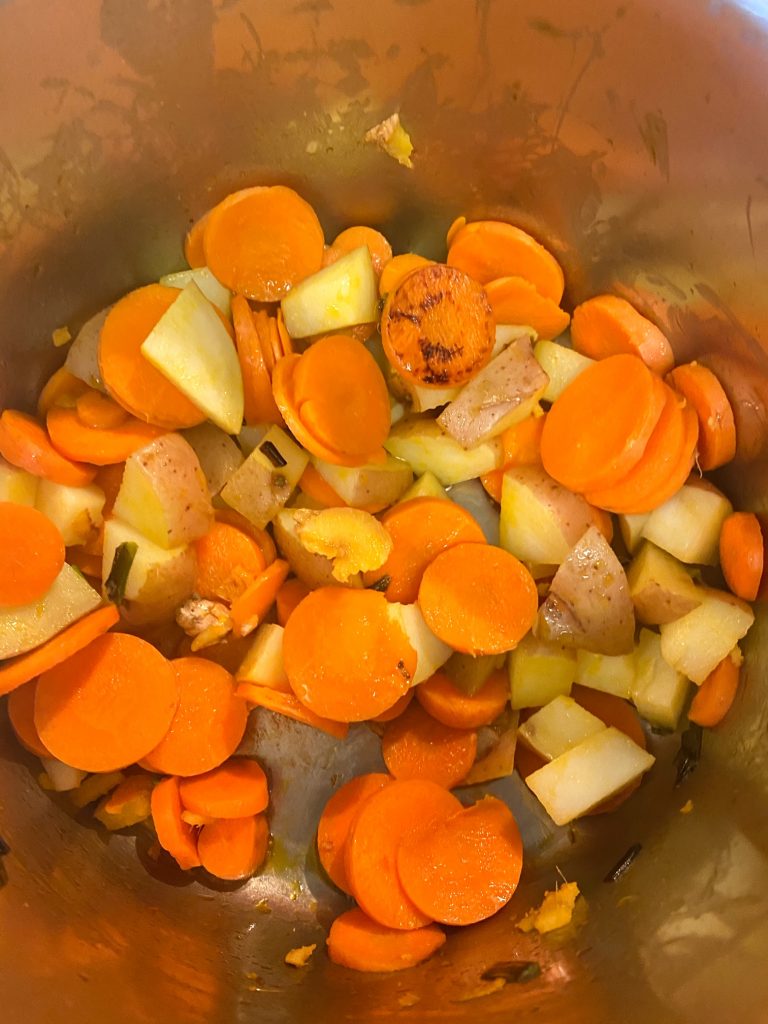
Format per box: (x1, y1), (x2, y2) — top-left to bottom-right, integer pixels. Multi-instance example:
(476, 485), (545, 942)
(381, 702), (477, 789)
(418, 543), (538, 656)
(540, 354), (666, 492)
(283, 588), (416, 722)
(0, 502), (65, 606)
(198, 814), (269, 880)
(317, 773), (392, 892)
(179, 758), (269, 819)
(345, 778), (462, 929)
(231, 294), (284, 426)
(667, 361), (736, 471)
(446, 215), (467, 249)
(330, 225), (393, 276)
(98, 284), (206, 429)
(37, 366), (89, 417)
(275, 308), (293, 356)
(195, 521), (268, 604)
(447, 221), (564, 303)
(75, 390), (129, 430)
(34, 632), (179, 772)
(371, 689), (415, 724)
(275, 577), (311, 626)
(327, 908), (446, 972)
(397, 795), (523, 926)
(46, 406), (165, 465)
(151, 776), (201, 870)
(481, 413), (545, 502)
(235, 682), (349, 740)
(0, 409), (96, 487)
(689, 651), (741, 727)
(378, 254), (435, 299)
(203, 185), (324, 301)
(381, 264), (494, 388)
(416, 668), (509, 729)
(485, 276), (570, 339)
(230, 559), (290, 637)
(184, 211), (210, 268)
(7, 681), (51, 757)
(214, 509), (277, 566)
(141, 657), (247, 777)
(298, 464), (347, 508)
(0, 604), (119, 697)
(366, 496), (486, 603)
(571, 294), (674, 374)
(720, 512), (764, 601)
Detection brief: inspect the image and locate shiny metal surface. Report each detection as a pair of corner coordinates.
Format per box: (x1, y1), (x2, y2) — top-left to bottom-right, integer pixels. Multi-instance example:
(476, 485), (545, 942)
(1, 1), (768, 1020)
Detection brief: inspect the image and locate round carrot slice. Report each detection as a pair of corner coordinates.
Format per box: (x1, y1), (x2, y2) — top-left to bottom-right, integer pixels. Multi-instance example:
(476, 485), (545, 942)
(194, 521), (267, 604)
(151, 776), (201, 870)
(0, 409), (96, 487)
(275, 577), (311, 626)
(0, 502), (65, 606)
(37, 367), (89, 417)
(331, 226), (393, 276)
(184, 211), (210, 269)
(327, 908), (446, 973)
(485, 276), (570, 339)
(378, 254), (435, 299)
(178, 758), (269, 820)
(571, 294), (674, 375)
(75, 390), (129, 430)
(283, 588), (417, 722)
(46, 406), (165, 465)
(416, 668), (509, 730)
(381, 264), (494, 388)
(7, 681), (51, 758)
(381, 702), (477, 788)
(197, 814), (269, 880)
(203, 185), (324, 301)
(720, 512), (764, 602)
(446, 215), (467, 248)
(371, 689), (415, 724)
(345, 779), (462, 930)
(397, 795), (523, 926)
(317, 773), (392, 893)
(141, 657), (248, 777)
(418, 543), (538, 656)
(34, 633), (179, 772)
(667, 361), (736, 470)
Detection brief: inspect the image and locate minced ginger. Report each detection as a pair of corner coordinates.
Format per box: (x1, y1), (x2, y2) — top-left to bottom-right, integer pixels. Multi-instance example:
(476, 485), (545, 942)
(516, 881), (580, 935)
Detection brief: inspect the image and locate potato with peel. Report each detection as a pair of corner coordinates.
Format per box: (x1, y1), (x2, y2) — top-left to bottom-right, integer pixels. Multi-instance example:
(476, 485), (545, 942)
(273, 509), (363, 589)
(296, 508), (392, 583)
(384, 416), (502, 485)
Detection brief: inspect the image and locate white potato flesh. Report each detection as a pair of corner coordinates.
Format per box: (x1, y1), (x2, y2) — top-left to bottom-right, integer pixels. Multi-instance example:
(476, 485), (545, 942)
(627, 541), (702, 625)
(398, 471), (449, 503)
(526, 727), (655, 825)
(492, 324), (537, 357)
(388, 602), (452, 686)
(159, 267), (231, 316)
(273, 509), (363, 589)
(534, 339), (593, 402)
(518, 695), (605, 761)
(221, 426), (308, 530)
(641, 480), (732, 565)
(387, 367), (460, 413)
(182, 422), (244, 497)
(281, 246), (378, 338)
(575, 649), (636, 699)
(65, 307), (110, 390)
(236, 623), (289, 690)
(659, 587), (754, 684)
(312, 455), (413, 508)
(384, 417), (502, 485)
(0, 456), (38, 505)
(632, 628), (690, 730)
(36, 479), (105, 547)
(41, 758), (88, 792)
(509, 634), (576, 709)
(618, 512), (650, 555)
(101, 517), (197, 614)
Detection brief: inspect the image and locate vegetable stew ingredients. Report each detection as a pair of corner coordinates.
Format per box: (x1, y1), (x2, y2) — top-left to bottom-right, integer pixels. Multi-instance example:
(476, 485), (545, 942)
(7, 681), (51, 758)
(0, 502), (65, 606)
(719, 511), (764, 601)
(667, 361), (736, 470)
(151, 776), (201, 870)
(327, 908), (446, 973)
(0, 409), (96, 487)
(179, 758), (269, 820)
(415, 669), (508, 729)
(235, 682), (349, 740)
(47, 406), (164, 465)
(316, 773), (392, 893)
(570, 294), (674, 374)
(485, 276), (570, 339)
(688, 648), (742, 727)
(381, 702), (478, 788)
(197, 814), (269, 880)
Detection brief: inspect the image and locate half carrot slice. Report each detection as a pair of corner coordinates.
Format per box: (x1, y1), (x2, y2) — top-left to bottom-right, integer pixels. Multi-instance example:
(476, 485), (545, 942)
(327, 908), (446, 972)
(317, 773), (392, 893)
(46, 406), (165, 465)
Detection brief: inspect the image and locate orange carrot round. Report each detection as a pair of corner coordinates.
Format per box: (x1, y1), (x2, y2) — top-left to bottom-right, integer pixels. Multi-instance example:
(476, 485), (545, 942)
(0, 409), (96, 487)
(184, 211), (210, 268)
(418, 543), (538, 656)
(298, 464), (347, 508)
(371, 689), (415, 724)
(381, 702), (477, 788)
(689, 652), (741, 727)
(485, 276), (570, 339)
(275, 577), (311, 626)
(571, 294), (674, 374)
(37, 366), (89, 417)
(75, 390), (130, 430)
(198, 814), (269, 880)
(46, 406), (165, 465)
(327, 908), (446, 972)
(214, 509), (277, 566)
(178, 758), (269, 819)
(151, 776), (201, 870)
(416, 668), (509, 729)
(719, 512), (764, 602)
(378, 253), (435, 299)
(7, 681), (51, 757)
(445, 215), (467, 248)
(331, 225), (393, 276)
(230, 559), (290, 637)
(231, 294), (284, 426)
(235, 682), (349, 740)
(317, 773), (391, 893)
(667, 361), (736, 470)
(0, 502), (65, 606)
(195, 521), (267, 604)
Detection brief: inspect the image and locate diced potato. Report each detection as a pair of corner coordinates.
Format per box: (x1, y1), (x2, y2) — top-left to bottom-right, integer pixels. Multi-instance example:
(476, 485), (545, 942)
(398, 471), (448, 503)
(113, 433), (213, 548)
(493, 324), (537, 357)
(159, 266), (232, 316)
(384, 417), (502, 485)
(389, 602), (453, 686)
(659, 587), (754, 684)
(387, 366), (461, 413)
(273, 509), (363, 589)
(627, 541), (702, 625)
(182, 422), (244, 498)
(618, 512), (649, 555)
(141, 282), (244, 433)
(281, 246), (378, 338)
(102, 518), (197, 618)
(296, 508), (392, 582)
(575, 649), (636, 699)
(437, 337), (548, 448)
(65, 307), (110, 390)
(0, 563), (102, 659)
(40, 758), (88, 792)
(442, 652), (506, 696)
(509, 635), (576, 709)
(533, 339), (593, 402)
(641, 480), (733, 565)
(518, 695), (605, 761)
(236, 623), (290, 690)
(633, 628), (690, 730)
(525, 727), (655, 825)
(36, 479), (105, 546)
(221, 426), (308, 530)
(313, 455), (413, 510)
(0, 456), (38, 505)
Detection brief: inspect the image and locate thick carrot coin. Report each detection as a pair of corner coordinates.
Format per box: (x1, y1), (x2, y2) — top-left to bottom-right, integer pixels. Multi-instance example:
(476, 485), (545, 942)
(371, 689), (415, 724)
(151, 776), (201, 870)
(283, 588), (417, 722)
(231, 294), (284, 426)
(235, 682), (349, 740)
(99, 284), (206, 429)
(720, 512), (764, 601)
(184, 211), (210, 268)
(345, 778), (462, 929)
(179, 758), (269, 819)
(34, 633), (179, 772)
(7, 681), (51, 757)
(485, 276), (570, 339)
(378, 253), (435, 299)
(397, 795), (523, 926)
(46, 406), (165, 465)
(275, 577), (310, 626)
(331, 225), (393, 276)
(230, 559), (290, 637)
(416, 669), (509, 729)
(667, 361), (736, 470)
(381, 264), (494, 388)
(317, 773), (391, 893)
(381, 702), (477, 789)
(418, 543), (538, 656)
(198, 814), (269, 880)
(366, 496), (486, 603)
(689, 651), (741, 728)
(75, 390), (129, 430)
(203, 185), (324, 301)
(0, 502), (65, 606)
(447, 221), (564, 303)
(327, 908), (446, 973)
(195, 521), (267, 603)
(571, 294), (674, 374)
(141, 657), (247, 777)
(0, 409), (96, 487)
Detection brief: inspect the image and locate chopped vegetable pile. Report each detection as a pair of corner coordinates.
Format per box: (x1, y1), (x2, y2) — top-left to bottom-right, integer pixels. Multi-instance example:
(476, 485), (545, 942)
(0, 183), (761, 973)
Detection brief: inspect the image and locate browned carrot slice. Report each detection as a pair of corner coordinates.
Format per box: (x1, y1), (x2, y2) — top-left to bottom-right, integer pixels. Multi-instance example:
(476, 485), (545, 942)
(448, 221), (564, 303)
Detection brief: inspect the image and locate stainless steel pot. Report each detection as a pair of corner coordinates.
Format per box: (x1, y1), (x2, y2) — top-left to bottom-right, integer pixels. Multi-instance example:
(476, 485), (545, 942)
(2, 1), (768, 1020)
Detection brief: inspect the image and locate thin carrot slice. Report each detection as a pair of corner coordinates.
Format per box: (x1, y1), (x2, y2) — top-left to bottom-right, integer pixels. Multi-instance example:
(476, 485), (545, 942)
(0, 502), (65, 606)
(485, 276), (570, 339)
(214, 509), (277, 566)
(198, 814), (269, 880)
(46, 406), (165, 465)
(151, 776), (201, 870)
(75, 390), (129, 430)
(194, 521), (268, 604)
(179, 758), (269, 819)
(446, 215), (467, 249)
(98, 284), (206, 429)
(365, 497), (486, 603)
(381, 265), (495, 388)
(447, 221), (564, 303)
(230, 559), (290, 637)
(235, 682), (349, 740)
(317, 773), (392, 892)
(267, 315), (284, 368)
(231, 294), (284, 426)
(371, 689), (415, 724)
(184, 211), (210, 268)
(667, 361), (736, 470)
(416, 668), (509, 729)
(34, 632), (179, 772)
(141, 657), (247, 777)
(331, 226), (393, 276)
(327, 908), (446, 973)
(418, 543), (538, 656)
(481, 414), (545, 502)
(37, 366), (89, 417)
(275, 308), (293, 356)
(275, 577), (311, 626)
(397, 795), (523, 926)
(283, 588), (416, 722)
(345, 779), (462, 929)
(0, 409), (96, 487)
(7, 681), (51, 757)
(203, 185), (324, 301)
(381, 702), (477, 789)
(688, 650), (741, 727)
(719, 512), (764, 601)
(298, 464), (347, 508)
(378, 254), (435, 299)
(571, 294), (674, 374)
(540, 354), (666, 492)
(253, 309), (275, 374)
